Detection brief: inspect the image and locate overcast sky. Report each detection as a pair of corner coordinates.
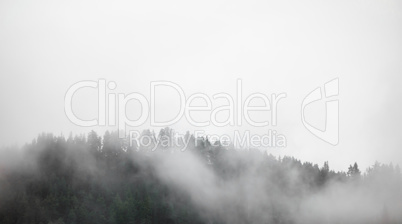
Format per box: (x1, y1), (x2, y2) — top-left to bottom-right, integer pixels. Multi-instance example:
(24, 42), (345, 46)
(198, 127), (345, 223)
(0, 0), (401, 171)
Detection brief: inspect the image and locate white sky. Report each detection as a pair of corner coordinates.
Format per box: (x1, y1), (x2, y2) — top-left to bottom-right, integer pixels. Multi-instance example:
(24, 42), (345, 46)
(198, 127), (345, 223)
(1, 0), (401, 171)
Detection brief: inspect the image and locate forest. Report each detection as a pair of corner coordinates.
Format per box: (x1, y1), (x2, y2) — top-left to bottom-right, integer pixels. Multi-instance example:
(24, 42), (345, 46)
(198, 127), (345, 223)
(0, 128), (401, 224)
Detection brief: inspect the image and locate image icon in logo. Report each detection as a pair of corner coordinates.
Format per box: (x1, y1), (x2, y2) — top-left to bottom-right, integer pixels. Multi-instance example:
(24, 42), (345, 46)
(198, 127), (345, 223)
(301, 78), (339, 145)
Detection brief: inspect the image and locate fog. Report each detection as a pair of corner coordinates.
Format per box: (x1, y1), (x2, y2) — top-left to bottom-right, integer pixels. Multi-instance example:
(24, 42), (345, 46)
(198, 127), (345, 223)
(1, 131), (401, 223)
(1, 0), (402, 223)
(150, 147), (402, 223)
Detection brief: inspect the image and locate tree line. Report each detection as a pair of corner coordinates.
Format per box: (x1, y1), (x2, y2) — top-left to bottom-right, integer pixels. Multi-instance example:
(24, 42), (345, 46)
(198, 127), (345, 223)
(0, 129), (401, 224)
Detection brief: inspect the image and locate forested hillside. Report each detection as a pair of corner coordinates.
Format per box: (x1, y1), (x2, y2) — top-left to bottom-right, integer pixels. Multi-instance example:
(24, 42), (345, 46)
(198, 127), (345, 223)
(0, 129), (401, 224)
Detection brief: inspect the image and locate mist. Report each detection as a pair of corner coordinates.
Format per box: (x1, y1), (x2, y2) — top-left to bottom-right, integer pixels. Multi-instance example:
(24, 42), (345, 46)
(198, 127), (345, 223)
(1, 0), (402, 223)
(1, 130), (401, 224)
